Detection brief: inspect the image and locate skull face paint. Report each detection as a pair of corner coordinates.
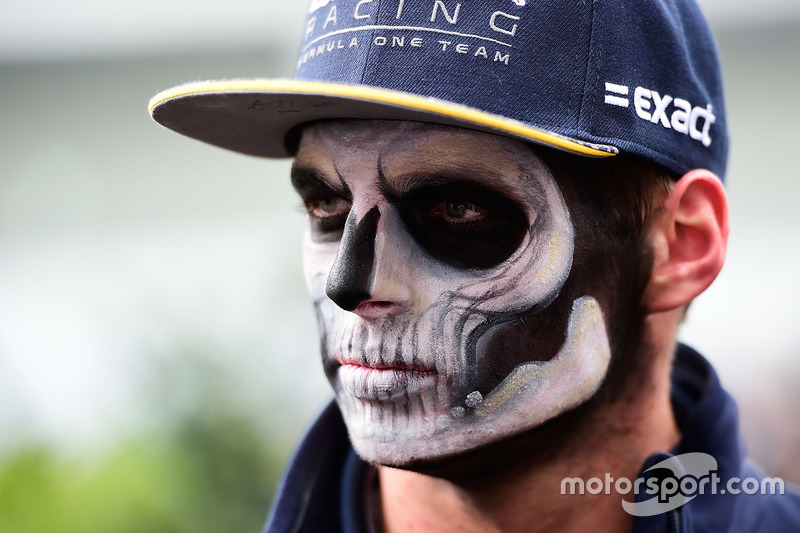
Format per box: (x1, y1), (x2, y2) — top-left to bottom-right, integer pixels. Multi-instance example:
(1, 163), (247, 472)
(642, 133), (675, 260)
(293, 121), (612, 466)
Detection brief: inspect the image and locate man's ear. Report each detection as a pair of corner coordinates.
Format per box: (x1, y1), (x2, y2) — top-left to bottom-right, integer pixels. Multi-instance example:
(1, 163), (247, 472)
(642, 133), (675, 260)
(643, 169), (729, 313)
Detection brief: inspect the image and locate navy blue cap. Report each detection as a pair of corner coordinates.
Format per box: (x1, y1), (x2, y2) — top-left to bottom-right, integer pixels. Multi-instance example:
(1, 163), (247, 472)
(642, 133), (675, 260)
(150, 0), (728, 179)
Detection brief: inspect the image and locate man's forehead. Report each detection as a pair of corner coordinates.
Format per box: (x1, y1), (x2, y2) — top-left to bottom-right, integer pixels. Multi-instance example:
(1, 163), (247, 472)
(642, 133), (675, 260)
(298, 119), (531, 153)
(294, 119), (553, 194)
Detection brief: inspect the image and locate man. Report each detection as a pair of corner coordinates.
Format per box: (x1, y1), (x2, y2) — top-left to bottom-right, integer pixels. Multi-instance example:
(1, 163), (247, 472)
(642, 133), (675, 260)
(149, 0), (800, 531)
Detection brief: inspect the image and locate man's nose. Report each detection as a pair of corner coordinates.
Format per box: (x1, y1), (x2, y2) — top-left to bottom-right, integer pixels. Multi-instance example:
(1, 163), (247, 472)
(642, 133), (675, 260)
(325, 206), (380, 311)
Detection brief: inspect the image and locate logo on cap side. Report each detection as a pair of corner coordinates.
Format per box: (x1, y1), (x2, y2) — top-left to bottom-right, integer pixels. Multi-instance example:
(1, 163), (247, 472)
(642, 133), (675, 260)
(604, 81), (716, 148)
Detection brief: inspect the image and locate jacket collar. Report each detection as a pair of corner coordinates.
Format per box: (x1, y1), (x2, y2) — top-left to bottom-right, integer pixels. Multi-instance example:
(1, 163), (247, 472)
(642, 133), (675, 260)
(632, 344), (745, 533)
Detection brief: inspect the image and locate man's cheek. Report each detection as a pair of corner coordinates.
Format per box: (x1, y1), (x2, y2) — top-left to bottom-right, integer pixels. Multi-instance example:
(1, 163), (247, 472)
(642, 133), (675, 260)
(475, 291), (573, 394)
(302, 236), (339, 299)
(471, 296), (611, 420)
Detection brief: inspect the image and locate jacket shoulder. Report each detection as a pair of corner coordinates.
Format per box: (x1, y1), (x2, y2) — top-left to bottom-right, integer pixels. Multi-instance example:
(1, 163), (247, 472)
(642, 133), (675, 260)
(730, 461), (800, 532)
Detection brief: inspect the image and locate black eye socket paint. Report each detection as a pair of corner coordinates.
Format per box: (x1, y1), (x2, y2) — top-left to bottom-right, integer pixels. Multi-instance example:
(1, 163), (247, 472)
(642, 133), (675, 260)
(395, 182), (530, 270)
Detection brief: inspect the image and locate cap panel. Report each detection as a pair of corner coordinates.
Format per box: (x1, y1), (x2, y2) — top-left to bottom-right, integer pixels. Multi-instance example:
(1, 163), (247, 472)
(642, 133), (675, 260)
(580, 0), (728, 177)
(295, 0), (593, 136)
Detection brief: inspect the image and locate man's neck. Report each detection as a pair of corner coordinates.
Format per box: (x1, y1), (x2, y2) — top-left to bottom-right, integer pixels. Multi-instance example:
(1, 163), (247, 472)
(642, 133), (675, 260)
(378, 319), (681, 533)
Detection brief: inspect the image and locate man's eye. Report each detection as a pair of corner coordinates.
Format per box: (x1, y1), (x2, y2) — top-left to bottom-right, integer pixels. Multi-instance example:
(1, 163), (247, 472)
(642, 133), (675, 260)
(430, 200), (487, 223)
(309, 197), (350, 218)
(305, 196), (350, 243)
(396, 182), (529, 270)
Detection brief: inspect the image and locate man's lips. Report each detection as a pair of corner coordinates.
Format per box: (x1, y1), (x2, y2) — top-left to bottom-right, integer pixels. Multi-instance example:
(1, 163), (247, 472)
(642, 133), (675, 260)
(335, 357), (437, 400)
(336, 357), (436, 375)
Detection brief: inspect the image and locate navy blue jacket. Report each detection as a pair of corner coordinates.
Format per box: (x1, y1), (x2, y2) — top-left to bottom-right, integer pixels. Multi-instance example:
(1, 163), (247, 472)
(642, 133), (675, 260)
(265, 345), (800, 532)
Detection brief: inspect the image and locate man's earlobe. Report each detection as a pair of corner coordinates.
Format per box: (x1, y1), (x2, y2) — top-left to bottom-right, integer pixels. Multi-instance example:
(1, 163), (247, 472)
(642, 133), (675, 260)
(643, 169), (729, 313)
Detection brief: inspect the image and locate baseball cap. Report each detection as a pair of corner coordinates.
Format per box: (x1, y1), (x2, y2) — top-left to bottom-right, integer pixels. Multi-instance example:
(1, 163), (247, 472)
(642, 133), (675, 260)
(149, 0), (728, 179)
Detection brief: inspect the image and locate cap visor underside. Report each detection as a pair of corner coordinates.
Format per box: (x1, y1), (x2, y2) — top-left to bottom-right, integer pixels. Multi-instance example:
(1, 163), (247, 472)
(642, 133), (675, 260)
(149, 79), (619, 159)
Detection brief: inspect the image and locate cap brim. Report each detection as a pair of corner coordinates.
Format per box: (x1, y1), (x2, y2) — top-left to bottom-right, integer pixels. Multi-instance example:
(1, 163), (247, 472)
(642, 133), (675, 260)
(149, 79), (618, 159)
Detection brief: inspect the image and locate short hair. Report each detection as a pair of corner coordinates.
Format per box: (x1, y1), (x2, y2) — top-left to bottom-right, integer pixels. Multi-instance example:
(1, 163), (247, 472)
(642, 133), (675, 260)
(540, 150), (677, 241)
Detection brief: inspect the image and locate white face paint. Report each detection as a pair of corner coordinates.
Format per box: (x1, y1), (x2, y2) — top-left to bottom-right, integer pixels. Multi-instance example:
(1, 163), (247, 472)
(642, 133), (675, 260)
(293, 121), (611, 466)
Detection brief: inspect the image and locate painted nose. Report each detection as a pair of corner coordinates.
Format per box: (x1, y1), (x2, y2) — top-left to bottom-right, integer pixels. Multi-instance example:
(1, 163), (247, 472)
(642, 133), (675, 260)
(325, 206), (379, 311)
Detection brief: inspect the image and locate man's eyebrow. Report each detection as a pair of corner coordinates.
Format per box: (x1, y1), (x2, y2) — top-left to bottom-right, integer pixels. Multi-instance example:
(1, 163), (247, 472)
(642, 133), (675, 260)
(376, 155), (526, 200)
(290, 165), (351, 199)
(376, 156), (454, 199)
(376, 157), (399, 199)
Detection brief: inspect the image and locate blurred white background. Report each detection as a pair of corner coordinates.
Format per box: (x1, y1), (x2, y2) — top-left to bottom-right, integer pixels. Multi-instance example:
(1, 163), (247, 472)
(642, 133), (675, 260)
(1, 0), (799, 482)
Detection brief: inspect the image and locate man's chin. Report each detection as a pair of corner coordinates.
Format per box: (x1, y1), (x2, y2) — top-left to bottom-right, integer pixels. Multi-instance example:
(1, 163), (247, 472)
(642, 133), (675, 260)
(349, 427), (498, 472)
(338, 398), (468, 467)
(340, 394), (590, 475)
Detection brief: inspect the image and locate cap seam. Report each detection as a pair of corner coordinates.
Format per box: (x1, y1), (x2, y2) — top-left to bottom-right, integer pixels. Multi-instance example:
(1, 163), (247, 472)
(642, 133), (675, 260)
(358, 0), (383, 85)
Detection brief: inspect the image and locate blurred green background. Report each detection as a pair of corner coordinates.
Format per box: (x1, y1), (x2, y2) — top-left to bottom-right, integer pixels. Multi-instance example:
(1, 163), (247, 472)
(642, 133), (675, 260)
(1, 1), (799, 531)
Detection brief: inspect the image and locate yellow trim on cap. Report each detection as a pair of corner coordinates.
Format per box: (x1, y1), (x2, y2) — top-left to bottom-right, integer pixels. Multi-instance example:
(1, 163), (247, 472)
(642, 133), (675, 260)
(149, 79), (616, 158)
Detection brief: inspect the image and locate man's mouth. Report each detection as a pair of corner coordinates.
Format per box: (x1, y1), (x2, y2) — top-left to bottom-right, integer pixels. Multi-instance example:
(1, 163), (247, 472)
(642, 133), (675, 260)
(336, 357), (437, 400)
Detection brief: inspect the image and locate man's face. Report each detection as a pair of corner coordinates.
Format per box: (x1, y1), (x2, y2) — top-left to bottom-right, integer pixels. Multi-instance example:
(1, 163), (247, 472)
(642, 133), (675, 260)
(292, 120), (613, 466)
